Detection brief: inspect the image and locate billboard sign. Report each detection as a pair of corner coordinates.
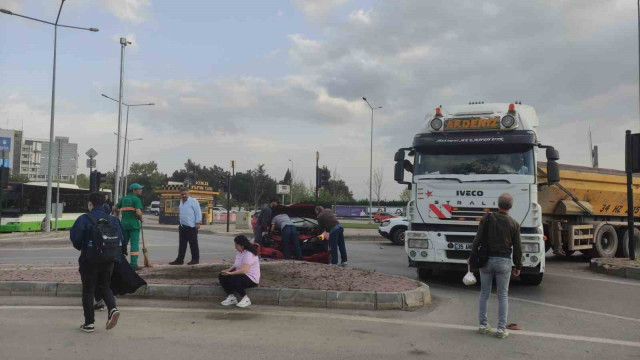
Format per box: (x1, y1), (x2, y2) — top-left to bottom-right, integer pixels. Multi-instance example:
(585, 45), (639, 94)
(0, 137), (11, 168)
(277, 184), (290, 195)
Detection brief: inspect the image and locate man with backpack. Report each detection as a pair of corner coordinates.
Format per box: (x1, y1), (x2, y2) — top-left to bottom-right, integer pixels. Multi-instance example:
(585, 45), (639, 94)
(70, 192), (124, 333)
(115, 183), (144, 270)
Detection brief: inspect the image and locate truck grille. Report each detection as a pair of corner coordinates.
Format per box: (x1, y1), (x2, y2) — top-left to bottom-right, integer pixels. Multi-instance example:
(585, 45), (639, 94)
(449, 207), (498, 221)
(446, 250), (471, 260)
(445, 235), (475, 243)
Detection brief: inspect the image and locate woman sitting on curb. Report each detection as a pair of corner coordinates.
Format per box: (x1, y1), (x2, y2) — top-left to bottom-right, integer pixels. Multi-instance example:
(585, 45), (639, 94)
(218, 235), (260, 308)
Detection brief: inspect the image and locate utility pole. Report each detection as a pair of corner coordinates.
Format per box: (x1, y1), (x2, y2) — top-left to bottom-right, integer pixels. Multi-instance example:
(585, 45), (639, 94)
(55, 140), (61, 231)
(113, 37), (130, 203)
(315, 151), (319, 204)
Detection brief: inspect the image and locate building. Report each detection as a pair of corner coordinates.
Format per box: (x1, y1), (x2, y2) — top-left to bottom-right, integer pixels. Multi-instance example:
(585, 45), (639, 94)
(0, 129), (23, 174)
(19, 136), (78, 183)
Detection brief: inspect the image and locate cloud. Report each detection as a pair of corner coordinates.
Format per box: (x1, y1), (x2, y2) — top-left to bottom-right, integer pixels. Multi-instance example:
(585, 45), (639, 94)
(348, 9), (373, 25)
(293, 0), (347, 19)
(0, 0), (21, 13)
(101, 0), (151, 23)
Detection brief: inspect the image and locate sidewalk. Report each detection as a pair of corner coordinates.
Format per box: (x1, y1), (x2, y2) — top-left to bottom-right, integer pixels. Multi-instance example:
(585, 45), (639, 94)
(589, 258), (640, 280)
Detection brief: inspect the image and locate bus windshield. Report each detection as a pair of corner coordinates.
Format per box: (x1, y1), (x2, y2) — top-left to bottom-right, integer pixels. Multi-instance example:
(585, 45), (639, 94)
(414, 147), (535, 176)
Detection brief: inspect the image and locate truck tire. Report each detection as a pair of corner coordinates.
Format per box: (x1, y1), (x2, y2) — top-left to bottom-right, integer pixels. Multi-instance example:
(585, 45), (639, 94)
(594, 225), (618, 258)
(622, 227), (640, 259)
(520, 273), (543, 286)
(417, 267), (433, 279)
(391, 227), (407, 245)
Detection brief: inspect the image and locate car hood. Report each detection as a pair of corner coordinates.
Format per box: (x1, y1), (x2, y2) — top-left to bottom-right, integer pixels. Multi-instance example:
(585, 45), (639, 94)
(272, 203), (318, 219)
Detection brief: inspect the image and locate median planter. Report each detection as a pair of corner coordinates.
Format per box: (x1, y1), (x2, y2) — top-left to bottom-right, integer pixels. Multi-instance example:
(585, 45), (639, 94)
(0, 261), (430, 310)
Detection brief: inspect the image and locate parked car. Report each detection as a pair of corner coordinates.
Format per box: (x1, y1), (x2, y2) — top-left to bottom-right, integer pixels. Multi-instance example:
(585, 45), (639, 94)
(256, 204), (329, 263)
(378, 217), (409, 245)
(373, 212), (396, 223)
(148, 201), (160, 216)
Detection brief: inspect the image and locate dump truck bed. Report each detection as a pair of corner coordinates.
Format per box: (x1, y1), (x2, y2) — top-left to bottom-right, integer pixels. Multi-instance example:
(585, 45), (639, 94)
(538, 162), (640, 217)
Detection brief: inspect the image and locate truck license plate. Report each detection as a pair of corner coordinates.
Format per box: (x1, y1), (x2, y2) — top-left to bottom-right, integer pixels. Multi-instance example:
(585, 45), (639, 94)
(453, 243), (472, 250)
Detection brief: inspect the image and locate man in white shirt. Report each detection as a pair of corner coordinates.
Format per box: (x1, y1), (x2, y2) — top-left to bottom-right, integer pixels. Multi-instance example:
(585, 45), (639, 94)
(170, 187), (202, 265)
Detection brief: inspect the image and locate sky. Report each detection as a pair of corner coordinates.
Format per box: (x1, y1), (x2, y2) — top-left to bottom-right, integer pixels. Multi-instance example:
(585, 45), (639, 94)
(0, 0), (639, 200)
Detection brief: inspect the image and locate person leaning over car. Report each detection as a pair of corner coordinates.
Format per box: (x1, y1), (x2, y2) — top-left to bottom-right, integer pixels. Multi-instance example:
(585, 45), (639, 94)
(272, 213), (302, 259)
(253, 198), (278, 245)
(315, 206), (347, 266)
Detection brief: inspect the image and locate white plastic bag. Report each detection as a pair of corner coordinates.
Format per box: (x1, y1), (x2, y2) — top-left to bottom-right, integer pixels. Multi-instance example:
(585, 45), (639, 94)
(463, 265), (477, 286)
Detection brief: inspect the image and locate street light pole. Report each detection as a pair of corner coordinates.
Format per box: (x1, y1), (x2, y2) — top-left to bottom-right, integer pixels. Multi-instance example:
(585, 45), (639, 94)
(124, 137), (142, 192)
(289, 159), (294, 204)
(113, 38), (130, 204)
(1, 1), (99, 232)
(102, 94), (153, 197)
(362, 97), (382, 224)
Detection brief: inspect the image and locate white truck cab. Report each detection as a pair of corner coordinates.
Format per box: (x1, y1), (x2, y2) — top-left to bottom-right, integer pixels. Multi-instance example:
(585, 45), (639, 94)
(394, 102), (561, 285)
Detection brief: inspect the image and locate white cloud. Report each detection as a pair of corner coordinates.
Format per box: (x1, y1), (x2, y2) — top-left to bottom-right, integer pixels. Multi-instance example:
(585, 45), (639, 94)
(293, 0), (347, 19)
(101, 0), (151, 23)
(348, 9), (373, 25)
(0, 0), (21, 13)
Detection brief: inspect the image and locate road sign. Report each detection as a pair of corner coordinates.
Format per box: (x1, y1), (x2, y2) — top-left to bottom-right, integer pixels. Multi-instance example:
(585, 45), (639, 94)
(277, 184), (290, 195)
(85, 148), (98, 158)
(86, 159), (96, 168)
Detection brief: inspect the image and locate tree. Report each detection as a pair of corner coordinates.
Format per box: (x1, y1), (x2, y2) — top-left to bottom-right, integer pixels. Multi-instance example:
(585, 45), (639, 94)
(400, 188), (411, 202)
(249, 164), (277, 209)
(127, 161), (167, 206)
(372, 167), (385, 206)
(319, 168), (354, 205)
(9, 173), (30, 183)
(76, 173), (90, 189)
(281, 169), (292, 185)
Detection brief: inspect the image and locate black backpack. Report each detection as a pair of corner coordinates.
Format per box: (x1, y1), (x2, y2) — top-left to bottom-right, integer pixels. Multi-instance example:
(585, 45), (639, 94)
(85, 214), (121, 262)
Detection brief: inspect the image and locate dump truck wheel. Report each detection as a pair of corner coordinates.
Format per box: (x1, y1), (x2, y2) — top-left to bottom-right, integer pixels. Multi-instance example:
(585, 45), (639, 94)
(594, 225), (618, 258)
(417, 267), (433, 279)
(520, 273), (544, 286)
(622, 227), (640, 258)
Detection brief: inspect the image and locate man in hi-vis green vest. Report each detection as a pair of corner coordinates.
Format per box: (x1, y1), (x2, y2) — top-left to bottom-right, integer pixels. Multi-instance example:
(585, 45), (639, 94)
(115, 183), (144, 270)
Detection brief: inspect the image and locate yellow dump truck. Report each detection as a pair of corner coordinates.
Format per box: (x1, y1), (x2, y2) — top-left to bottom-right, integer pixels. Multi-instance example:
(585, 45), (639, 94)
(538, 162), (640, 258)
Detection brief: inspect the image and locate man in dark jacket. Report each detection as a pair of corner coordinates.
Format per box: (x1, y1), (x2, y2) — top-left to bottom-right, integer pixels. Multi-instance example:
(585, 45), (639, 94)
(469, 193), (522, 339)
(253, 198), (278, 245)
(70, 192), (124, 333)
(315, 206), (347, 266)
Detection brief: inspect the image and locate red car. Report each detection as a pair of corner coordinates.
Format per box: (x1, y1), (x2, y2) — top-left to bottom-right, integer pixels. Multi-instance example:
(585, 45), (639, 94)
(373, 212), (396, 223)
(254, 204), (329, 263)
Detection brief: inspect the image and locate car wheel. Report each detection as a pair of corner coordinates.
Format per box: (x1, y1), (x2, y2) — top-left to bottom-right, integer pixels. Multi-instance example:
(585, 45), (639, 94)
(391, 227), (406, 245)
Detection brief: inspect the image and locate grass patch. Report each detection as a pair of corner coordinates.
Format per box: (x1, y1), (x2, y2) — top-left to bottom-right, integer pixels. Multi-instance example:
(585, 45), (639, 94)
(342, 223), (379, 229)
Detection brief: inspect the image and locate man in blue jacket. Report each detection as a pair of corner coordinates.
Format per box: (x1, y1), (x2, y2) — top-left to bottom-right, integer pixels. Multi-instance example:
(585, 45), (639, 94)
(70, 192), (124, 333)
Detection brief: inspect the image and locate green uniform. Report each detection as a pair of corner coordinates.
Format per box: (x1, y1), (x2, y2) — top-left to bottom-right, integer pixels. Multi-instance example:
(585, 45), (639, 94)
(117, 193), (143, 267)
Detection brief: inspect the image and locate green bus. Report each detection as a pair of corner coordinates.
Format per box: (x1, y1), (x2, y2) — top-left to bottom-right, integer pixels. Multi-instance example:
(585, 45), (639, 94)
(0, 182), (110, 232)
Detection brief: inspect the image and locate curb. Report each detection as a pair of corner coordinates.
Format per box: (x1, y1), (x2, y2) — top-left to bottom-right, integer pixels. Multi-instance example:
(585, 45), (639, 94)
(0, 281), (431, 310)
(589, 258), (640, 280)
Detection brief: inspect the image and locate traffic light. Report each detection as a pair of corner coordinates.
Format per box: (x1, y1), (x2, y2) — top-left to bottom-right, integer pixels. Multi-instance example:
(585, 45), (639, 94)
(319, 167), (330, 188)
(89, 171), (104, 192)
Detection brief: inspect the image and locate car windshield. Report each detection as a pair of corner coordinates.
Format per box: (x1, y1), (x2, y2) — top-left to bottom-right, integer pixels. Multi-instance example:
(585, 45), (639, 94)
(414, 146), (534, 176)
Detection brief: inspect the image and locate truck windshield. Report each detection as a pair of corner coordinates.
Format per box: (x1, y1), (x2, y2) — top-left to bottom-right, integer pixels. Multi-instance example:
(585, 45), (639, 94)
(414, 147), (534, 176)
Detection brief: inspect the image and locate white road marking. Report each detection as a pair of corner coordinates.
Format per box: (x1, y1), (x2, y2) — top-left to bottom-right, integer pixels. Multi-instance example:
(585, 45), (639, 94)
(545, 271), (640, 286)
(509, 296), (640, 323)
(2, 305), (639, 348)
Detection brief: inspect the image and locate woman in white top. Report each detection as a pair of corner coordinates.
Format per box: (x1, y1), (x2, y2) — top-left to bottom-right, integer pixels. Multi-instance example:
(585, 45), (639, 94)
(219, 235), (261, 308)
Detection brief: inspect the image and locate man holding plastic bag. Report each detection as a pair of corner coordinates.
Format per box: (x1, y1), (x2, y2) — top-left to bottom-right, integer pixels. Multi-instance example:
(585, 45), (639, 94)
(467, 193), (522, 339)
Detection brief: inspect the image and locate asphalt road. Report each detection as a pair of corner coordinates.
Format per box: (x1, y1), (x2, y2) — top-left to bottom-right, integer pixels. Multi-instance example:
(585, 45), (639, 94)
(1, 229), (640, 359)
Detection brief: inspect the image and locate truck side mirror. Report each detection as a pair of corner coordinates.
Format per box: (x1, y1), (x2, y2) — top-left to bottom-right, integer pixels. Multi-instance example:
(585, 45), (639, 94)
(546, 147), (560, 161)
(394, 149), (405, 162)
(395, 161), (405, 183)
(546, 160), (560, 184)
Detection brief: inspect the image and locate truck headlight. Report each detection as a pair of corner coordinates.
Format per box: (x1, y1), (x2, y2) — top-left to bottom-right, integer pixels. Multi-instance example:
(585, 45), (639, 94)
(406, 231), (428, 239)
(521, 243), (540, 253)
(408, 239), (429, 248)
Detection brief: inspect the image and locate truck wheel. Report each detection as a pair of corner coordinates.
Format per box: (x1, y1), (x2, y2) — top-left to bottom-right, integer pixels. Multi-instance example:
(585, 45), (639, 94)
(594, 225), (618, 258)
(417, 267), (433, 279)
(520, 273), (544, 286)
(391, 228), (406, 245)
(622, 227), (640, 258)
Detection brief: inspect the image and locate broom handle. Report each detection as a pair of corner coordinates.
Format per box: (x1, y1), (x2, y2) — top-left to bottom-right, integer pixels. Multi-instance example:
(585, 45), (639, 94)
(141, 223), (146, 249)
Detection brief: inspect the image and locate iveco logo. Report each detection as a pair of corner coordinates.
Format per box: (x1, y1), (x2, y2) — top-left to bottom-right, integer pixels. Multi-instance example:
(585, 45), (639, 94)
(456, 190), (484, 196)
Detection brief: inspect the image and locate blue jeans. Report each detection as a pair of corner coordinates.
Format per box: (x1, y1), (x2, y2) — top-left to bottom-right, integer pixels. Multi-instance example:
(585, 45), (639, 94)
(329, 224), (347, 264)
(281, 225), (302, 259)
(478, 257), (512, 330)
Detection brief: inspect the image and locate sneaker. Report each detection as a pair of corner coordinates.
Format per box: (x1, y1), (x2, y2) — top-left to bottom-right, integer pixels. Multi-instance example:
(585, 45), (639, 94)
(339, 262), (348, 267)
(220, 295), (238, 306)
(187, 260), (199, 265)
(236, 296), (251, 308)
(169, 260), (184, 265)
(106, 308), (120, 330)
(478, 325), (491, 334)
(496, 329), (509, 339)
(94, 300), (105, 311)
(80, 323), (95, 333)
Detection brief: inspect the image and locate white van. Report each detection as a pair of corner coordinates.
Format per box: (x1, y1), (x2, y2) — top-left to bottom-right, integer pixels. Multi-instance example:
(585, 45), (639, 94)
(149, 201), (160, 216)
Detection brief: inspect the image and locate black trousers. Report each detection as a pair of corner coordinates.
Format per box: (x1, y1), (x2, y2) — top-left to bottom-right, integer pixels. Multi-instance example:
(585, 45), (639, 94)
(218, 273), (257, 297)
(79, 260), (116, 325)
(177, 225), (199, 262)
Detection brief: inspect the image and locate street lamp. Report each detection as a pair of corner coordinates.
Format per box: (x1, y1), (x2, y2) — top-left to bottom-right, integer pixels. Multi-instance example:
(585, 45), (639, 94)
(103, 94), (153, 196)
(112, 37), (133, 204)
(113, 133), (143, 194)
(362, 97), (382, 224)
(1, 1), (99, 232)
(288, 159), (294, 204)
